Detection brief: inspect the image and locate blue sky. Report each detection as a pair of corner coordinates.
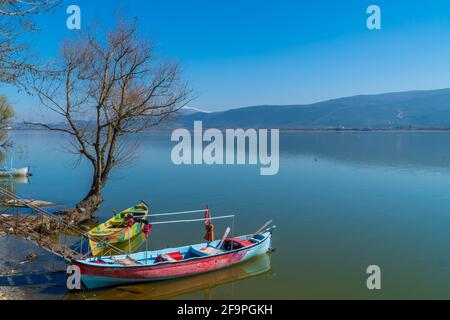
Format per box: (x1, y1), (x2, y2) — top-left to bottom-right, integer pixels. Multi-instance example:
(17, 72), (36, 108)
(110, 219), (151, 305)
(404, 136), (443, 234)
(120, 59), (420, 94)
(4, 0), (450, 121)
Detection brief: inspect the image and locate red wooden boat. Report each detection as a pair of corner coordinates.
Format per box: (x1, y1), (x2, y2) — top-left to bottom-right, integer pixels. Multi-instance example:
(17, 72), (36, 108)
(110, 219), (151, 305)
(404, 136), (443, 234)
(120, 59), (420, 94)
(70, 253), (271, 299)
(72, 227), (274, 290)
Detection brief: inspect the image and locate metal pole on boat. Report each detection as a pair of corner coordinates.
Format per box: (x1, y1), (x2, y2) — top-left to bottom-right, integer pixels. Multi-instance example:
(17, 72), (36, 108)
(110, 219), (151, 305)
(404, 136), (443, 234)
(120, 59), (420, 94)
(145, 232), (148, 261)
(253, 220), (273, 236)
(231, 216), (235, 250)
(149, 209), (206, 217)
(217, 227), (231, 249)
(151, 215), (235, 225)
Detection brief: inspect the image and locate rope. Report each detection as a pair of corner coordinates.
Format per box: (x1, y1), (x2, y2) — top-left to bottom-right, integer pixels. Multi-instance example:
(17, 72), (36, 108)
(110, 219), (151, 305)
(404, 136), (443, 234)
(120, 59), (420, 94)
(150, 215), (235, 225)
(149, 209), (206, 217)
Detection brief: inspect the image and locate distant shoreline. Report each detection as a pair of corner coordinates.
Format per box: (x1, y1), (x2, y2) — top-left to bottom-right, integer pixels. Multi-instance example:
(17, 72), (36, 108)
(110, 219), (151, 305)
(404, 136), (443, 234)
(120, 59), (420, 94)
(9, 127), (450, 133)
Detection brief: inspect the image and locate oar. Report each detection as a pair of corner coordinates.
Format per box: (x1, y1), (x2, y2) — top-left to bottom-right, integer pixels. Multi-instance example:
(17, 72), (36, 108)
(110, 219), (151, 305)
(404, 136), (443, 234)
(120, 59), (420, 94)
(252, 220), (273, 236)
(216, 227), (231, 248)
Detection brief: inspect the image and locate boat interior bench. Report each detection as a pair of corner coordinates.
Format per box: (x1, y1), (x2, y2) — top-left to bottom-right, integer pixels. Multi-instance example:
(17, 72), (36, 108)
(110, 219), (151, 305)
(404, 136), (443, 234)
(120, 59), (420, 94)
(155, 252), (183, 262)
(189, 246), (223, 257)
(222, 238), (255, 250)
(112, 257), (142, 266)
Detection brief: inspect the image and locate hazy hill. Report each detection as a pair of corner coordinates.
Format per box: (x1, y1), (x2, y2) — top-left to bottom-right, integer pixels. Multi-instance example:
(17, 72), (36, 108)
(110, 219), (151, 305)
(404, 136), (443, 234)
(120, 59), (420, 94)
(179, 88), (450, 129)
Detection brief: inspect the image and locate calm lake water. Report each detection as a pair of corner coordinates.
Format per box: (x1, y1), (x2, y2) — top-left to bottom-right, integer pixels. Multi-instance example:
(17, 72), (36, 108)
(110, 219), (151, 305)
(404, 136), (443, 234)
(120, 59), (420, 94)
(2, 130), (450, 299)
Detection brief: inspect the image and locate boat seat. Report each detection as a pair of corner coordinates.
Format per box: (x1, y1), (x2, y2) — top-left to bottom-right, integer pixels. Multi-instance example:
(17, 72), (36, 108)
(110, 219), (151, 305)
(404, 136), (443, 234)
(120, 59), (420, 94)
(199, 246), (223, 255)
(155, 252), (183, 262)
(131, 211), (147, 215)
(92, 259), (109, 264)
(156, 254), (176, 262)
(114, 257), (141, 266)
(189, 246), (222, 257)
(222, 238), (254, 250)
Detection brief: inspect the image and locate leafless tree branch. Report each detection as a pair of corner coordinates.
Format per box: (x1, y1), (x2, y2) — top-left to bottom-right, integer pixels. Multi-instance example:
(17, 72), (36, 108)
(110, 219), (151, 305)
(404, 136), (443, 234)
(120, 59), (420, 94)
(27, 19), (192, 217)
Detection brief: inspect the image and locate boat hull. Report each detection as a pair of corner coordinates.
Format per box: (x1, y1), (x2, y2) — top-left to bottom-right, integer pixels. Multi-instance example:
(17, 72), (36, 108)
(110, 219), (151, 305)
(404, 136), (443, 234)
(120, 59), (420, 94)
(74, 232), (272, 290)
(88, 222), (146, 257)
(88, 202), (149, 256)
(69, 254), (271, 299)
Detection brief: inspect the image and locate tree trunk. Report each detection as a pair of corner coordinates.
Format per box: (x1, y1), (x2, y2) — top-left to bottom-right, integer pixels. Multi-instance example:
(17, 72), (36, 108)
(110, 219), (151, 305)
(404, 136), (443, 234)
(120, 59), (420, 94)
(57, 190), (104, 225)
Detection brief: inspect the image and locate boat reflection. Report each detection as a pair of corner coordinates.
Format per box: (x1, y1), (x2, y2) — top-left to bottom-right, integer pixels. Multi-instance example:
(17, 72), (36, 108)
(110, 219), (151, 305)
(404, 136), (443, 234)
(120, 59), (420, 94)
(0, 175), (29, 185)
(0, 176), (29, 209)
(67, 253), (272, 300)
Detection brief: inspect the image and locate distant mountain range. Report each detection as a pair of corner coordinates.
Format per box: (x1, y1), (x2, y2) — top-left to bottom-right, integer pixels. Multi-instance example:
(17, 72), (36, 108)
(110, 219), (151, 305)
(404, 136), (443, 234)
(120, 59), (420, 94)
(13, 88), (450, 130)
(177, 88), (450, 129)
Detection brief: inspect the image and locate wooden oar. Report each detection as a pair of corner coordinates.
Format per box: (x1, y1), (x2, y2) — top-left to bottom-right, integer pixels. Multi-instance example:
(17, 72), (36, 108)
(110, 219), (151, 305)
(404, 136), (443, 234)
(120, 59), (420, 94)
(216, 227), (231, 248)
(253, 220), (273, 236)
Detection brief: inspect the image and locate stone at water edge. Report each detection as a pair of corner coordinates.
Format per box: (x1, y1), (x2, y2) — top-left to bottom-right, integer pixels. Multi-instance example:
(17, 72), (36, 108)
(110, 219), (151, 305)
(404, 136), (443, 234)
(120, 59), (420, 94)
(25, 252), (38, 262)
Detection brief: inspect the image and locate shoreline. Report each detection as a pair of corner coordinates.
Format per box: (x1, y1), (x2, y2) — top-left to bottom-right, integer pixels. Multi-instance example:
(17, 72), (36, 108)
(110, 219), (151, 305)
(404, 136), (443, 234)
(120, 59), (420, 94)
(9, 127), (450, 133)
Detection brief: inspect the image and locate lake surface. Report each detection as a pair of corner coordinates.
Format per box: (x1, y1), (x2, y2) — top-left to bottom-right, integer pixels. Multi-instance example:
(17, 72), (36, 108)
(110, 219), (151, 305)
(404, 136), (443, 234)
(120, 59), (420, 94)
(2, 130), (450, 299)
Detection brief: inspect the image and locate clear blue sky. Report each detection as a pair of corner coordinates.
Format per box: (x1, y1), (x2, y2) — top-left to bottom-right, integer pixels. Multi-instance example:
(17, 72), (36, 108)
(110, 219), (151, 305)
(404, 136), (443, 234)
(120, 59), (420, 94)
(4, 0), (450, 121)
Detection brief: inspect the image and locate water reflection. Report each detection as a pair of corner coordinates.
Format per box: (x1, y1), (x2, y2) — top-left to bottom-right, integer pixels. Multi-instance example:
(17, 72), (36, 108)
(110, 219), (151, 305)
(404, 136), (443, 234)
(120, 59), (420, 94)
(0, 176), (30, 212)
(66, 254), (272, 300)
(0, 236), (67, 300)
(4, 131), (450, 299)
(281, 132), (450, 171)
(0, 176), (29, 186)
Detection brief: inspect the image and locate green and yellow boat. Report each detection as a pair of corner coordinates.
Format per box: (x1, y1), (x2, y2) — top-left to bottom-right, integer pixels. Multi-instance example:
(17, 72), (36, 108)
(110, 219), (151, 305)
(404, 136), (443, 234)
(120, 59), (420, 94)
(88, 201), (149, 257)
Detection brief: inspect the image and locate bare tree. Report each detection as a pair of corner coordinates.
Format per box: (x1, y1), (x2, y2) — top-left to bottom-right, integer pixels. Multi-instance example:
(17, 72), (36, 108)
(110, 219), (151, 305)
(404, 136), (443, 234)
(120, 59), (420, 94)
(0, 95), (13, 124)
(0, 0), (60, 83)
(0, 0), (58, 16)
(28, 21), (191, 224)
(0, 95), (14, 147)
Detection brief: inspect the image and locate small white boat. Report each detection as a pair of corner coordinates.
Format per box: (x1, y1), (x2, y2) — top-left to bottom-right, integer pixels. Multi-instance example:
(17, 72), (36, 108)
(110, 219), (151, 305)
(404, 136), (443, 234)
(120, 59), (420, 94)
(0, 166), (30, 177)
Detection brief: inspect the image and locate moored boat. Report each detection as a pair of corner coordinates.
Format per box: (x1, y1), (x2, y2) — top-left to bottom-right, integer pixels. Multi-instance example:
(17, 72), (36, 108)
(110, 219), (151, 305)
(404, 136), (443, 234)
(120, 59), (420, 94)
(73, 228), (274, 290)
(0, 166), (30, 177)
(68, 253), (271, 299)
(88, 201), (149, 256)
